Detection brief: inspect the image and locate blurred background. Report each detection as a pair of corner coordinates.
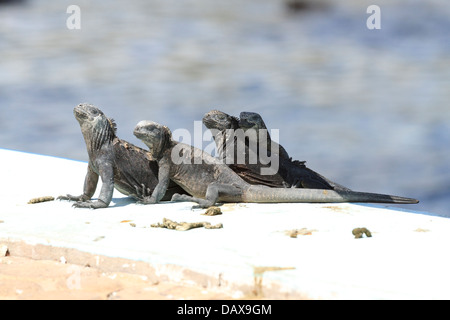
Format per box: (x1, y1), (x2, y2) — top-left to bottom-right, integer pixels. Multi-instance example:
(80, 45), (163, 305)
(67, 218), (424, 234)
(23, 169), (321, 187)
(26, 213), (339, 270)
(0, 0), (448, 215)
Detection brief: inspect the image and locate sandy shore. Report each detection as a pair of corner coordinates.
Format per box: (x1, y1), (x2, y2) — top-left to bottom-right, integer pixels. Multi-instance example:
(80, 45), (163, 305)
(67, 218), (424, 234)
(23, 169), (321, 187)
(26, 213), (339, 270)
(0, 255), (236, 300)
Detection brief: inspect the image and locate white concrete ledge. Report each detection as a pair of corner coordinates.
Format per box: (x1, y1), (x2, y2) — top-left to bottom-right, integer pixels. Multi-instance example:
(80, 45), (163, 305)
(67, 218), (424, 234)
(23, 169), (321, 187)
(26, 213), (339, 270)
(0, 148), (448, 299)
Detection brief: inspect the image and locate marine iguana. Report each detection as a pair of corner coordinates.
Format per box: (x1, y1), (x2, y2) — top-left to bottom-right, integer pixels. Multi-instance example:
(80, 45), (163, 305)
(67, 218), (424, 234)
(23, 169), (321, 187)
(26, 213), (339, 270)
(57, 103), (186, 209)
(238, 111), (291, 161)
(203, 110), (350, 190)
(202, 110), (288, 188)
(238, 111), (351, 190)
(133, 120), (419, 208)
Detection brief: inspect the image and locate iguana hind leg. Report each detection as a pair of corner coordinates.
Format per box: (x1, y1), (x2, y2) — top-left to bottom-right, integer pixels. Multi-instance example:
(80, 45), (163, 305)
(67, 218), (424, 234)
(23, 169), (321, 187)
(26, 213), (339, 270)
(171, 193), (211, 207)
(171, 183), (242, 208)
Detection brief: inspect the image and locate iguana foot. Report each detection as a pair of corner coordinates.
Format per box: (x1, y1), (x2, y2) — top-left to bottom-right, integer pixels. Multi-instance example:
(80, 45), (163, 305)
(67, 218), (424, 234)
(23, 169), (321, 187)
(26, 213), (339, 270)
(171, 193), (214, 208)
(134, 184), (152, 200)
(282, 182), (290, 188)
(72, 199), (108, 209)
(192, 204), (217, 209)
(290, 180), (302, 188)
(136, 196), (157, 205)
(57, 194), (90, 202)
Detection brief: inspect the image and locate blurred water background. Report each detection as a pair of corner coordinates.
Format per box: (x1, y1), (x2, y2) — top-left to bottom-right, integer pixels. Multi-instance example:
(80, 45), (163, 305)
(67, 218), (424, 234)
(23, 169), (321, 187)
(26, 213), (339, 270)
(0, 0), (448, 215)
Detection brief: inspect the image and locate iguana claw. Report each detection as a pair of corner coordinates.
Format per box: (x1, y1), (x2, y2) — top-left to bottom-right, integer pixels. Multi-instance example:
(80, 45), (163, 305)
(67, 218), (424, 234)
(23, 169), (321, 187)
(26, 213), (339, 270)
(57, 194), (89, 202)
(137, 196), (157, 205)
(72, 199), (107, 209)
(134, 184), (152, 199)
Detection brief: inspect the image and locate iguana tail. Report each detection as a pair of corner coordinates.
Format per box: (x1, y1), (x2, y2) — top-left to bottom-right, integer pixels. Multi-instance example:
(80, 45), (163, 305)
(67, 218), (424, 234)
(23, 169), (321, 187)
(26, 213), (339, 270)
(244, 186), (419, 204)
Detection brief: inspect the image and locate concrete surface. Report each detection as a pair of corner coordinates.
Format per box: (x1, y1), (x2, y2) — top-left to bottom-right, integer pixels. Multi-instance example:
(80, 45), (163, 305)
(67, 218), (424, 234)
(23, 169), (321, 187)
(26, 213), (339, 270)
(0, 256), (234, 300)
(0, 148), (449, 299)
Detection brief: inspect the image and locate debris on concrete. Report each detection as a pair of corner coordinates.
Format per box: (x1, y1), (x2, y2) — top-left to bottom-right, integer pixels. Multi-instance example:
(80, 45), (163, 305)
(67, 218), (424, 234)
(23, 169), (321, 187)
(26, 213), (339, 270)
(203, 206), (222, 216)
(27, 196), (55, 204)
(151, 218), (223, 231)
(286, 228), (317, 238)
(352, 227), (372, 239)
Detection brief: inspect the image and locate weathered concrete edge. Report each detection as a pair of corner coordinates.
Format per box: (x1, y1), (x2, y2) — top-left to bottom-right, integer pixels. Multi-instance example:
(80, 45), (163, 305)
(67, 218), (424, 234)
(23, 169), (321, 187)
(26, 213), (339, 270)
(1, 238), (309, 300)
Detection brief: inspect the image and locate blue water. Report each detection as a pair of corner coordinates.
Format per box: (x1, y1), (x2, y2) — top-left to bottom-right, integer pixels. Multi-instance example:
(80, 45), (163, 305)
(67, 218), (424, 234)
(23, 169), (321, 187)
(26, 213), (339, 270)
(0, 0), (449, 216)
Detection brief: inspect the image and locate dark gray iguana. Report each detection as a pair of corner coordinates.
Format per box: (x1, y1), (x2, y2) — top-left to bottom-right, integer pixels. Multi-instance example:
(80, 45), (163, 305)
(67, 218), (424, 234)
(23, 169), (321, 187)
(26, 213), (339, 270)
(202, 110), (288, 188)
(203, 110), (350, 190)
(57, 103), (186, 208)
(133, 120), (419, 208)
(238, 111), (291, 161)
(238, 111), (352, 190)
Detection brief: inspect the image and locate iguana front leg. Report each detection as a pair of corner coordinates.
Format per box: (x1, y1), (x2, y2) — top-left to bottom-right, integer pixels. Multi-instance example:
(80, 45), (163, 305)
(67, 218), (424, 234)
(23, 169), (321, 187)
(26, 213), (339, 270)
(138, 158), (170, 205)
(72, 162), (114, 209)
(57, 164), (98, 202)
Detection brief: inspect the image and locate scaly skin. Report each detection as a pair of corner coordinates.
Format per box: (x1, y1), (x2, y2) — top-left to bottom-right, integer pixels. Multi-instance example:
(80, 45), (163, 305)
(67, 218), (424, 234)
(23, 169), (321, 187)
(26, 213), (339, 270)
(238, 111), (291, 161)
(203, 110), (350, 190)
(203, 110), (288, 187)
(239, 111), (351, 190)
(57, 103), (186, 209)
(133, 120), (419, 208)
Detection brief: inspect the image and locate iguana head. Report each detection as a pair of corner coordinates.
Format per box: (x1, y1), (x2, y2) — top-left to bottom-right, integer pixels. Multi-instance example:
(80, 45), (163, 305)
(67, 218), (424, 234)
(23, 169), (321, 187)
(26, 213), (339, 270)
(74, 103), (117, 150)
(202, 110), (239, 131)
(134, 120), (171, 160)
(239, 112), (267, 131)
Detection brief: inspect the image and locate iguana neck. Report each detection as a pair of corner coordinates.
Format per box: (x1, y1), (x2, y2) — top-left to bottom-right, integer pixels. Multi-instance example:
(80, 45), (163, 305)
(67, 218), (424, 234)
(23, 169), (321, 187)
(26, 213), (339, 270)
(212, 127), (239, 161)
(82, 123), (115, 159)
(150, 137), (175, 162)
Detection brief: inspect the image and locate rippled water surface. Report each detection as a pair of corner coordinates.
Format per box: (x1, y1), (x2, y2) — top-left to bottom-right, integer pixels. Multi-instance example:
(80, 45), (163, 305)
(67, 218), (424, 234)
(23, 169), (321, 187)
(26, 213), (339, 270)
(0, 0), (449, 215)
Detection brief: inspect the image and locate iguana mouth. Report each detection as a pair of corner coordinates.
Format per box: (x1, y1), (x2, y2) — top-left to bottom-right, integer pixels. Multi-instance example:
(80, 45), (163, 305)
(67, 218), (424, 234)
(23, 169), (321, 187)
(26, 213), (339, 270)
(73, 105), (88, 121)
(202, 116), (218, 128)
(203, 111), (239, 131)
(73, 103), (101, 122)
(133, 123), (149, 141)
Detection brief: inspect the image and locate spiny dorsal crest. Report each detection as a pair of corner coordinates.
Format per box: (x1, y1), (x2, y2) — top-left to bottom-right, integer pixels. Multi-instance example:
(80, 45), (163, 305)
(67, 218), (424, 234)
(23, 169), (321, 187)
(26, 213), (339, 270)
(161, 124), (172, 140)
(108, 117), (117, 134)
